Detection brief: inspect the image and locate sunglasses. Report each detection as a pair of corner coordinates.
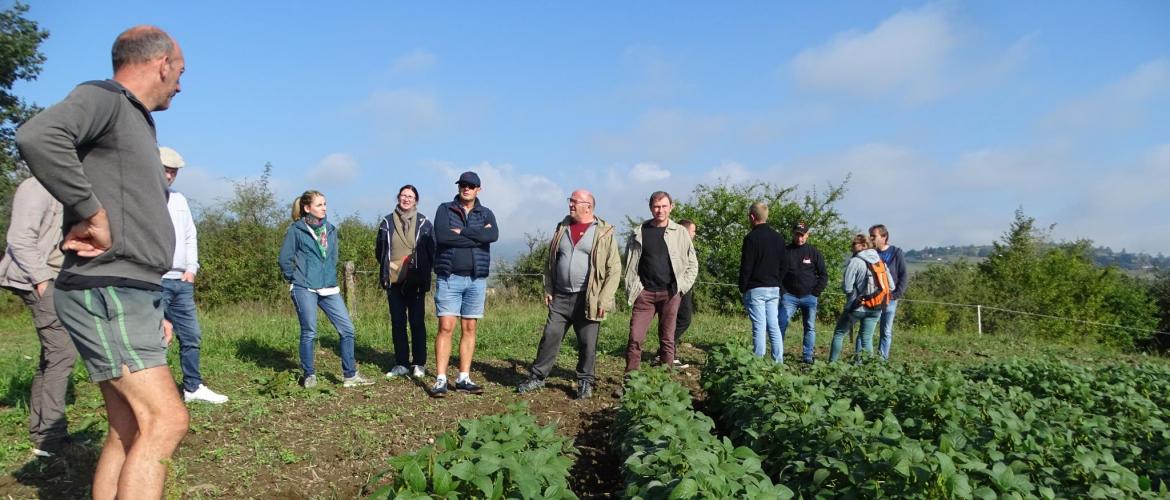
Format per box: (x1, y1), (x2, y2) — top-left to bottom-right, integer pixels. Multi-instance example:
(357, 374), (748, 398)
(458, 182), (479, 189)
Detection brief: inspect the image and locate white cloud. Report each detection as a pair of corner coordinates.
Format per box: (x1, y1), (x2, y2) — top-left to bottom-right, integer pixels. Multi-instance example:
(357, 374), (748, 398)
(706, 161), (753, 183)
(307, 153), (359, 185)
(363, 89), (443, 144)
(791, 4), (955, 101)
(170, 166), (233, 214)
(629, 162), (671, 183)
(1043, 58), (1170, 134)
(590, 108), (726, 162)
(391, 49), (436, 74)
(1057, 142), (1170, 253)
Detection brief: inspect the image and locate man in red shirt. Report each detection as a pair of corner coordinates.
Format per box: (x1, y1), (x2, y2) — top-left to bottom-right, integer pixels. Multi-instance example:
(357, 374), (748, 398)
(516, 189), (621, 399)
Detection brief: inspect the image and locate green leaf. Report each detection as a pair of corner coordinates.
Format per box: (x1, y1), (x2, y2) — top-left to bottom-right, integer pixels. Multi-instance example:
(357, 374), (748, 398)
(402, 461), (426, 492)
(813, 468), (831, 486)
(668, 478), (699, 499)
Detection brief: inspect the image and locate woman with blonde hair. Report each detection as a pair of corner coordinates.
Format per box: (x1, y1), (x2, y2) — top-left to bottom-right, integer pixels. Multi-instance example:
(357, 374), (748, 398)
(278, 190), (374, 388)
(828, 234), (896, 362)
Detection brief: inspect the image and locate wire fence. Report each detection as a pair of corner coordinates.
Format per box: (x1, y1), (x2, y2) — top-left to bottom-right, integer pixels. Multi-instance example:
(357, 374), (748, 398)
(344, 265), (1170, 337)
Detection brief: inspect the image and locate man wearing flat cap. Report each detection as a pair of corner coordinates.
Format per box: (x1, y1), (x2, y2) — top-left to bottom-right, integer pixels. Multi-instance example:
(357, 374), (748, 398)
(779, 222), (827, 364)
(429, 171), (499, 397)
(160, 147), (228, 404)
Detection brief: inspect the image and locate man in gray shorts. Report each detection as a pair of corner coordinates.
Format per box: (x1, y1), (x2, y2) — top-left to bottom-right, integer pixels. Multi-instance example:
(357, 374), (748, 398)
(17, 25), (189, 499)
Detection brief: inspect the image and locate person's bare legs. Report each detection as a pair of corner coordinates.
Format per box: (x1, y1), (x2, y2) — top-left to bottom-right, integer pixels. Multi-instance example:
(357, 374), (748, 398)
(92, 381), (135, 500)
(435, 316), (458, 377)
(458, 318), (477, 373)
(92, 365), (189, 500)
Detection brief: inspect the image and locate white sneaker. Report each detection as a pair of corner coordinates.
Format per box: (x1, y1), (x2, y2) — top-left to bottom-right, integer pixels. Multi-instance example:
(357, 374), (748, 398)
(673, 359), (691, 369)
(343, 373), (375, 387)
(385, 365), (409, 378)
(411, 365), (426, 378)
(184, 384), (229, 404)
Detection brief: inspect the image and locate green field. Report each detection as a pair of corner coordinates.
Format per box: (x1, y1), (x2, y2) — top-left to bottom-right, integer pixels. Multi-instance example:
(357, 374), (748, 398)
(0, 291), (1161, 498)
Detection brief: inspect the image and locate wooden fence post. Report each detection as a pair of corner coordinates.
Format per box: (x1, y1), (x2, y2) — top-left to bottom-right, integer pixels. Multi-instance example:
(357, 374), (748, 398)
(976, 305), (982, 336)
(344, 261), (356, 318)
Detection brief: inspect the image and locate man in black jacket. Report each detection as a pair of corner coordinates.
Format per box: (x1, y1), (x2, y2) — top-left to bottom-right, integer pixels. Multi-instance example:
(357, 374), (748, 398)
(780, 222), (827, 364)
(429, 171), (499, 397)
(738, 202), (786, 363)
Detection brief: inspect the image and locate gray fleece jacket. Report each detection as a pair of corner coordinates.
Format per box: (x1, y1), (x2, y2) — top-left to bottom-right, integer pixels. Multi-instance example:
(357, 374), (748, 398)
(842, 248), (896, 310)
(16, 80), (175, 285)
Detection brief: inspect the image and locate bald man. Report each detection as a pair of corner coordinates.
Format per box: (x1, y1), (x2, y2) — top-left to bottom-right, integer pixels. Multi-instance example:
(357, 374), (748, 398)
(517, 189), (621, 399)
(17, 26), (189, 499)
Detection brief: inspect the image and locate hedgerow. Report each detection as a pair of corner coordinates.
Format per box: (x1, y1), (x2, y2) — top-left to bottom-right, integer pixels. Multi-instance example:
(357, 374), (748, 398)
(702, 345), (1170, 498)
(612, 368), (792, 499)
(368, 403), (577, 499)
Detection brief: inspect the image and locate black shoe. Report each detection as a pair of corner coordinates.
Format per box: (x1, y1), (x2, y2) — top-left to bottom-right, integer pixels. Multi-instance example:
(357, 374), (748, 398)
(455, 379), (484, 394)
(575, 381), (593, 400)
(516, 377), (545, 394)
(429, 379), (448, 398)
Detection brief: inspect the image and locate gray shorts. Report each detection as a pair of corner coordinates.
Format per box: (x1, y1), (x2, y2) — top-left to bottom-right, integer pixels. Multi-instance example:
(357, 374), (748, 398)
(54, 286), (168, 382)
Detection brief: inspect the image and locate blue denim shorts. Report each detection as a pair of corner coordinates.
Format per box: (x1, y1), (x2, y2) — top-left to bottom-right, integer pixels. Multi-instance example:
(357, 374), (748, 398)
(435, 275), (487, 318)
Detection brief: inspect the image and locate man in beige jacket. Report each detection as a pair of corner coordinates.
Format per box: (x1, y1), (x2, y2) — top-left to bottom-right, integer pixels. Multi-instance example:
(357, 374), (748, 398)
(622, 191), (698, 375)
(0, 177), (74, 458)
(516, 189), (620, 399)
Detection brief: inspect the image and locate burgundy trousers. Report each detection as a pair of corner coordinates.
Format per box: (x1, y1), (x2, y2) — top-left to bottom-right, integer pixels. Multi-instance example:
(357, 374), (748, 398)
(625, 289), (681, 372)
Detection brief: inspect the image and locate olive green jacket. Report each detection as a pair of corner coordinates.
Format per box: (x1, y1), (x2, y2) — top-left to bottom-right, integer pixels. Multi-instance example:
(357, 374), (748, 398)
(543, 216), (621, 321)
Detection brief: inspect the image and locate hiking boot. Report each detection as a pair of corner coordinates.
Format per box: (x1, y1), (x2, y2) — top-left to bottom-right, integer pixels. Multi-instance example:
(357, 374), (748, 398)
(455, 379), (484, 395)
(411, 365), (426, 378)
(302, 374), (317, 389)
(430, 379), (448, 398)
(516, 377), (545, 394)
(343, 373), (375, 387)
(385, 365), (409, 378)
(184, 384), (229, 404)
(575, 380), (593, 400)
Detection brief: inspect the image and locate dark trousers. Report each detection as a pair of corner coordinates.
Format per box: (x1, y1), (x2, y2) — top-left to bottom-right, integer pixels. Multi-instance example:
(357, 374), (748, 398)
(658, 290), (692, 358)
(626, 289), (681, 372)
(388, 283), (427, 367)
(530, 292), (599, 383)
(17, 283), (77, 449)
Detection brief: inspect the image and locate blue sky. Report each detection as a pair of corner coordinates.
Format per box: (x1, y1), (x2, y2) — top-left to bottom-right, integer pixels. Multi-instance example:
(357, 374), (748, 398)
(12, 1), (1170, 256)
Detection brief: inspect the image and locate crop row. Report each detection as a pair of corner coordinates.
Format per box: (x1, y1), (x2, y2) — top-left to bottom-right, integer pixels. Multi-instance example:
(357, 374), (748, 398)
(369, 403), (578, 499)
(612, 368), (792, 499)
(701, 345), (1170, 499)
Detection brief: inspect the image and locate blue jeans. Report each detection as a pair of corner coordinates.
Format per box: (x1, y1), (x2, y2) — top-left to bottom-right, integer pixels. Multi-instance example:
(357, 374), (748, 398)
(779, 293), (818, 363)
(831, 307), (881, 362)
(853, 299), (898, 360)
(878, 299), (898, 360)
(161, 279), (203, 392)
(434, 275), (487, 318)
(291, 287), (357, 378)
(743, 287), (782, 363)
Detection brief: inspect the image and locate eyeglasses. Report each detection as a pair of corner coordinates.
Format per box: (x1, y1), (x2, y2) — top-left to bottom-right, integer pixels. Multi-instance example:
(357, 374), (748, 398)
(567, 198), (592, 207)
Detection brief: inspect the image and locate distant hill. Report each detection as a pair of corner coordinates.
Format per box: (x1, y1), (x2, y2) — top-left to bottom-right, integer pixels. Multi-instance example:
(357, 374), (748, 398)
(906, 245), (1169, 271)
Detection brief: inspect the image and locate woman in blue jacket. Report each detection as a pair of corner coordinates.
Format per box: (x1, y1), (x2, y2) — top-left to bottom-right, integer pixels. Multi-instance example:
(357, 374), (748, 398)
(279, 190), (374, 388)
(375, 185), (436, 379)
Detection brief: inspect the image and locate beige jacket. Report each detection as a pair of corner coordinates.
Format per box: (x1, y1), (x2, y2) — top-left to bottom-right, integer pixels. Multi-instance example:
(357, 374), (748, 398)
(0, 177), (63, 291)
(544, 216), (621, 321)
(624, 219), (698, 306)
